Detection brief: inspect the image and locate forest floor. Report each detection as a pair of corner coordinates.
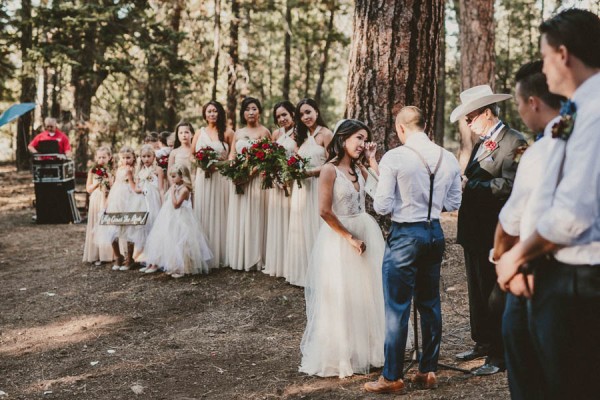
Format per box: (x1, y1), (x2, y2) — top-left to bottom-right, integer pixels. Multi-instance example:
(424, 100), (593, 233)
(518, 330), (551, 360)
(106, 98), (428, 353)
(0, 164), (509, 399)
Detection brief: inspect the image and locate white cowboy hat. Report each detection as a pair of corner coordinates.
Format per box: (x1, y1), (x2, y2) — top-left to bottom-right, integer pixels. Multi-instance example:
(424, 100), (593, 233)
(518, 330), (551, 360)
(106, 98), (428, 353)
(450, 85), (512, 123)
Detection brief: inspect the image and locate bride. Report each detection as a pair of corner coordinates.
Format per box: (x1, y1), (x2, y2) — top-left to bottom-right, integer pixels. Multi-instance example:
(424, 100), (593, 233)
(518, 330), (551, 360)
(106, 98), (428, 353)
(299, 119), (386, 378)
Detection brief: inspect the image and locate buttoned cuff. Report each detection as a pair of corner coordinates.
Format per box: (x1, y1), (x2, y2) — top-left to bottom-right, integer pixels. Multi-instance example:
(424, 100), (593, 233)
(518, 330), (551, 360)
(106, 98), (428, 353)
(537, 208), (589, 246)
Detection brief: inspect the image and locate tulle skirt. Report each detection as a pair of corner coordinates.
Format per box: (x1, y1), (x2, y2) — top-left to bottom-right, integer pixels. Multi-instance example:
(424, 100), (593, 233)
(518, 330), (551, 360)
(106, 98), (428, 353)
(263, 186), (291, 277)
(134, 183), (162, 261)
(300, 212), (386, 378)
(143, 196), (213, 275)
(95, 182), (145, 248)
(194, 169), (229, 267)
(284, 177), (321, 286)
(82, 189), (113, 262)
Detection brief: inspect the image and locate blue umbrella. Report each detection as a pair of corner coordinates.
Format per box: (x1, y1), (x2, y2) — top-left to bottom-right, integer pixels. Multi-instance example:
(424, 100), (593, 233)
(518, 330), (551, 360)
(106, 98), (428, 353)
(0, 103), (36, 128)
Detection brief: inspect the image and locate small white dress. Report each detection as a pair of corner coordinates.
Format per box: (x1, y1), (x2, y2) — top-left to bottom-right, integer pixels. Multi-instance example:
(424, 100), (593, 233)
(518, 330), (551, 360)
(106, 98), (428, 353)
(133, 166), (162, 260)
(225, 138), (269, 271)
(299, 166), (385, 378)
(82, 176), (113, 262)
(193, 128), (230, 267)
(144, 187), (212, 275)
(263, 129), (296, 277)
(284, 127), (327, 286)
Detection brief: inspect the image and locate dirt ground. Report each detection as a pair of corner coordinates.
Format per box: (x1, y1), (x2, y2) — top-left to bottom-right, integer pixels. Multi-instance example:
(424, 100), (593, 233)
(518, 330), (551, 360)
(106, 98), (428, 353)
(0, 165), (509, 399)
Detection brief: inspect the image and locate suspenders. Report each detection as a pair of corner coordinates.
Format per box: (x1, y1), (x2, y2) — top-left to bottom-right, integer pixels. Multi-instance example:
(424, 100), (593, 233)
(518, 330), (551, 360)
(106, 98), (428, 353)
(403, 145), (444, 223)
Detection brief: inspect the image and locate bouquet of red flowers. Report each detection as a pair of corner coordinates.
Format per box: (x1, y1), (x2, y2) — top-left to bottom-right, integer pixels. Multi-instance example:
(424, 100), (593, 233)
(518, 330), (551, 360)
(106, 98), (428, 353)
(157, 155), (169, 171)
(218, 153), (251, 194)
(281, 154), (311, 193)
(194, 146), (221, 178)
(91, 164), (111, 194)
(245, 138), (287, 190)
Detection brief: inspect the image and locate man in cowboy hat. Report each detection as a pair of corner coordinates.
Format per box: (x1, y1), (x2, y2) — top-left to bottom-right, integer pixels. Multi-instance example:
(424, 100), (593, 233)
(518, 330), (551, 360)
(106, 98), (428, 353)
(450, 85), (526, 375)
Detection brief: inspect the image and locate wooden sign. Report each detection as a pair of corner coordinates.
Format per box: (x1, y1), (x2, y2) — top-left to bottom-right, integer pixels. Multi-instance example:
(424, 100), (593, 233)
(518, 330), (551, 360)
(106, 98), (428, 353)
(99, 212), (149, 226)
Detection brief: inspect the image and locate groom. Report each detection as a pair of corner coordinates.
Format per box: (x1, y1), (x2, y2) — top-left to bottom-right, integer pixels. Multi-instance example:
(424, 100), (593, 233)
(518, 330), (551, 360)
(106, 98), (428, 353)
(365, 106), (462, 394)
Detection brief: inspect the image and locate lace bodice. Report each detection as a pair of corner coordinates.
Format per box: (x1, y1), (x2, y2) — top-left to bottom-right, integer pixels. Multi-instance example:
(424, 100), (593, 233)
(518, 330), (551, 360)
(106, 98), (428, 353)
(299, 127), (326, 168)
(173, 185), (192, 209)
(276, 128), (297, 157)
(171, 148), (192, 170)
(114, 167), (130, 184)
(332, 166), (365, 217)
(137, 166), (159, 188)
(196, 128), (229, 157)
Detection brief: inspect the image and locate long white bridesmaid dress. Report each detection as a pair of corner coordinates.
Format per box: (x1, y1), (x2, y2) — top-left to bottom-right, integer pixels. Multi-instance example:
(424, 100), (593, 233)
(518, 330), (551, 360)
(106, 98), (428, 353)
(193, 128), (230, 266)
(283, 127), (327, 286)
(263, 129), (296, 277)
(299, 166), (385, 378)
(225, 138), (269, 271)
(82, 177), (113, 263)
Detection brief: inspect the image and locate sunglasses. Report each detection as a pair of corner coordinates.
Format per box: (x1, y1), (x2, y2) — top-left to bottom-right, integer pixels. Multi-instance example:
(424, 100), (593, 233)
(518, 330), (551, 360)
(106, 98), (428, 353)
(465, 108), (486, 124)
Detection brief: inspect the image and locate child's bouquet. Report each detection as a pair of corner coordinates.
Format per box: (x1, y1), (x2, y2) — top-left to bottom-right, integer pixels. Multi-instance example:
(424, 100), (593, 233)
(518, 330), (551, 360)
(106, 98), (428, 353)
(91, 164), (111, 195)
(218, 153), (251, 194)
(245, 138), (287, 190)
(194, 146), (221, 178)
(157, 155), (169, 172)
(281, 154), (311, 194)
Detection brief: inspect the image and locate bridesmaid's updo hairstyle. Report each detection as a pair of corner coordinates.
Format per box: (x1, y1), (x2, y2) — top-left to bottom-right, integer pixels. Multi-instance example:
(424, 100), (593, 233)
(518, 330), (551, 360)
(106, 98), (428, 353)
(326, 119), (373, 182)
(294, 98), (327, 147)
(202, 100), (227, 144)
(239, 97), (263, 125)
(272, 100), (296, 125)
(174, 120), (195, 149)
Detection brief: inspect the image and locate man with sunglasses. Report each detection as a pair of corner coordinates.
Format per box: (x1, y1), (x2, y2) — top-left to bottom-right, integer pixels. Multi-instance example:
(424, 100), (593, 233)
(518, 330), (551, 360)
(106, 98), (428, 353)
(450, 85), (526, 375)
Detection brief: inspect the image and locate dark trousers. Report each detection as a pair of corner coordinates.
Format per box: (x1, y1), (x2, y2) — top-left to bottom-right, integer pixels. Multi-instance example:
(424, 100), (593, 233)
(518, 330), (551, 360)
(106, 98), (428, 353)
(382, 221), (445, 381)
(503, 260), (600, 400)
(463, 249), (505, 362)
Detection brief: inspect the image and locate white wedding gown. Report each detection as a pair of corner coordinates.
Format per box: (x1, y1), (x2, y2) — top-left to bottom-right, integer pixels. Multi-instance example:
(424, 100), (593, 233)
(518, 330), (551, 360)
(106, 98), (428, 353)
(299, 166), (386, 378)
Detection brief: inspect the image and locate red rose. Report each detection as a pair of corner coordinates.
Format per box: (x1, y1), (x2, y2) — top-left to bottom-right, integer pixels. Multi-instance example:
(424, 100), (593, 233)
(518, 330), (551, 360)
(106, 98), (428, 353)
(288, 156), (297, 166)
(251, 143), (259, 149)
(262, 143), (270, 149)
(241, 147), (247, 154)
(198, 153), (204, 160)
(484, 139), (497, 152)
(256, 150), (265, 160)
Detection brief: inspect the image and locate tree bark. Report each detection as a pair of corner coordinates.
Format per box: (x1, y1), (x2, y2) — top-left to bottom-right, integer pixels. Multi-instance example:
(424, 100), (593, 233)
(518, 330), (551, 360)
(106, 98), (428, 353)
(304, 40), (311, 97)
(16, 0), (35, 171)
(434, 6), (446, 146)
(282, 0), (292, 100)
(227, 0), (240, 129)
(211, 0), (221, 100)
(345, 0), (444, 153)
(166, 0), (183, 129)
(457, 0), (495, 171)
(42, 66), (49, 119)
(314, 4), (336, 104)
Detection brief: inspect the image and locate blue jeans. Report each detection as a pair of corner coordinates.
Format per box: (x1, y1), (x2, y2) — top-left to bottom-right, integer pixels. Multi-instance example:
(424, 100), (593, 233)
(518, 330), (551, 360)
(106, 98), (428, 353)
(382, 221), (444, 381)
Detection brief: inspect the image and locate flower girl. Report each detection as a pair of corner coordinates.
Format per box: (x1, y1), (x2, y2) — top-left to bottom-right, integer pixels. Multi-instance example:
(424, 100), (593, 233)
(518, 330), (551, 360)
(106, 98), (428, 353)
(135, 145), (164, 271)
(299, 119), (385, 378)
(96, 145), (145, 270)
(144, 164), (213, 278)
(82, 146), (114, 265)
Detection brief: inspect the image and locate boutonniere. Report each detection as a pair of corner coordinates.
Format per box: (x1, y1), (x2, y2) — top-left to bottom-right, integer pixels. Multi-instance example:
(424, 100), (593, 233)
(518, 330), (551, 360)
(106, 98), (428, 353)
(483, 139), (498, 152)
(552, 100), (577, 140)
(513, 144), (529, 163)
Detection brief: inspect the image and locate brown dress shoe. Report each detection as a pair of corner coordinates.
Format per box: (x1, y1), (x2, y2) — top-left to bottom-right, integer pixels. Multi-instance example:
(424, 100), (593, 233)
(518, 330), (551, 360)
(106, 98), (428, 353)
(364, 376), (406, 394)
(412, 371), (438, 389)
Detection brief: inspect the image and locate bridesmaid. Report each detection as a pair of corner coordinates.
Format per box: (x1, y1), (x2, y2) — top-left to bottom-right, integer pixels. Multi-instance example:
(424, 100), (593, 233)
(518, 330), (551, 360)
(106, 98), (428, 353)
(284, 98), (333, 287)
(263, 100), (297, 277)
(167, 121), (195, 184)
(225, 97), (271, 271)
(191, 100), (235, 267)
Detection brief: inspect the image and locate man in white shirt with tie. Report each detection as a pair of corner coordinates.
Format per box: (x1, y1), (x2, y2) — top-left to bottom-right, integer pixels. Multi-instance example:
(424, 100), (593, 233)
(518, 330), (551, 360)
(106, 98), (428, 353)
(496, 9), (600, 400)
(365, 106), (461, 394)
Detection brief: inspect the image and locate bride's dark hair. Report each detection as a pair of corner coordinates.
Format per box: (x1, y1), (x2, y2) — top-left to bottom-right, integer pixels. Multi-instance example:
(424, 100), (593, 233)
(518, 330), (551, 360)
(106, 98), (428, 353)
(326, 119), (373, 182)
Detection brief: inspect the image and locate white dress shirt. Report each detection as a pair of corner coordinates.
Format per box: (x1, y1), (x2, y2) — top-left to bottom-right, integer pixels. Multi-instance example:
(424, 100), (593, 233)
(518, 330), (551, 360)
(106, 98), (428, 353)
(373, 132), (462, 222)
(534, 72), (600, 265)
(498, 116), (560, 239)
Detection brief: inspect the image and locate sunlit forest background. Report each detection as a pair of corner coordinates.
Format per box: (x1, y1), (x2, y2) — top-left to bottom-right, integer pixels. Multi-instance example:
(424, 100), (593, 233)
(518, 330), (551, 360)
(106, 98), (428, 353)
(0, 0), (598, 169)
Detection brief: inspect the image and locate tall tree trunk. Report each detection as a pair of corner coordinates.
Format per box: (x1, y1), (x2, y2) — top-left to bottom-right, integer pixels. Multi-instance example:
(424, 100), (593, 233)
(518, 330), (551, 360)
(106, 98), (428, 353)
(227, 0), (240, 129)
(42, 66), (49, 119)
(166, 0), (183, 129)
(304, 41), (311, 97)
(51, 66), (61, 118)
(17, 0), (35, 171)
(434, 13), (446, 146)
(282, 0), (292, 100)
(314, 4), (336, 104)
(345, 0), (444, 153)
(211, 0), (221, 100)
(457, 0), (495, 171)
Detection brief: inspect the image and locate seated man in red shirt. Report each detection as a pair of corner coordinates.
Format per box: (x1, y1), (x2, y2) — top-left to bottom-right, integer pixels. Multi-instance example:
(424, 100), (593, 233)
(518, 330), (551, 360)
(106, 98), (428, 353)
(28, 117), (72, 157)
